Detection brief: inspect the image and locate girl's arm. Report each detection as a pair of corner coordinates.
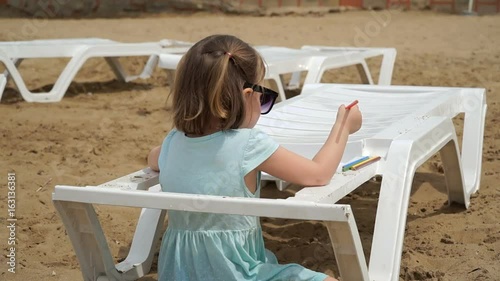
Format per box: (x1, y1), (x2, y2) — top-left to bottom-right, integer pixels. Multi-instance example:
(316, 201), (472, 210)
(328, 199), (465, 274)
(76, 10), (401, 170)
(147, 146), (162, 172)
(258, 104), (361, 187)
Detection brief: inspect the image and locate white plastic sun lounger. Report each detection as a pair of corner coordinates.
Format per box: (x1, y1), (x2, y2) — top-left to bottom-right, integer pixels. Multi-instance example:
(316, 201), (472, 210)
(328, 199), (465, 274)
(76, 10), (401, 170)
(0, 38), (191, 102)
(158, 46), (397, 101)
(286, 45), (397, 89)
(52, 84), (486, 281)
(259, 83), (486, 280)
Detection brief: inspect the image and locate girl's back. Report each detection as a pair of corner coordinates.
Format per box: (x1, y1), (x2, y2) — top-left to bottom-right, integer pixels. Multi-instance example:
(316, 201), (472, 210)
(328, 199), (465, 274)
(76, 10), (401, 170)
(158, 128), (276, 231)
(158, 128), (316, 281)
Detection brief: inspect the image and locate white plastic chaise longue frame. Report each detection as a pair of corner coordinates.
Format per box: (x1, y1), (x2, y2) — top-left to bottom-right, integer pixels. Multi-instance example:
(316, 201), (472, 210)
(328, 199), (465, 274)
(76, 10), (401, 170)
(52, 83), (486, 281)
(158, 45), (397, 102)
(286, 45), (397, 89)
(0, 38), (190, 102)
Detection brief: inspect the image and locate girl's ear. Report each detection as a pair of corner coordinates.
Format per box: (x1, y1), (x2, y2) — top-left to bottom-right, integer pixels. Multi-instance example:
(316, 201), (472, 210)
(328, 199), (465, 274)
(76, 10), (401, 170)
(242, 88), (253, 99)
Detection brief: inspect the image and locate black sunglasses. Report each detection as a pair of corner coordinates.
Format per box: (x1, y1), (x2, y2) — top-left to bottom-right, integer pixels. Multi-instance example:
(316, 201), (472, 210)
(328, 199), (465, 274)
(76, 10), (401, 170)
(243, 82), (279, 115)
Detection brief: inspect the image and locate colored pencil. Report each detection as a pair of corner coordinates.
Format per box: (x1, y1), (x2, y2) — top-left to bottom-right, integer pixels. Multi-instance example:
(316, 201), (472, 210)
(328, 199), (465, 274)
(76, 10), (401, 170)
(345, 100), (359, 110)
(351, 156), (381, 171)
(342, 156), (369, 172)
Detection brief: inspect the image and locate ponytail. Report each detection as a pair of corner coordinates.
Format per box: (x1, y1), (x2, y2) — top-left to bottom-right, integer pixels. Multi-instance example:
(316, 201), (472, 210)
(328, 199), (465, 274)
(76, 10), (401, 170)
(208, 51), (232, 120)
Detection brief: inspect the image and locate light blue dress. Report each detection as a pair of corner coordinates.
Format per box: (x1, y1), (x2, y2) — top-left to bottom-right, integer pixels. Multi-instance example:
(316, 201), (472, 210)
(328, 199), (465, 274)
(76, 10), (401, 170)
(157, 128), (328, 281)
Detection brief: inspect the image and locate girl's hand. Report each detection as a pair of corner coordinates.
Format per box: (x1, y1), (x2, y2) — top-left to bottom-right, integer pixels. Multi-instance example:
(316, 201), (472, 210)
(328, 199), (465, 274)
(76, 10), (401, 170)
(259, 103), (363, 187)
(335, 104), (362, 134)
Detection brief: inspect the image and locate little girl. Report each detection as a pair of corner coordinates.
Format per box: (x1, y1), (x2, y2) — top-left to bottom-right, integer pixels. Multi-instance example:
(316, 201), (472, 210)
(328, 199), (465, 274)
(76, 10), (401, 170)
(148, 34), (362, 281)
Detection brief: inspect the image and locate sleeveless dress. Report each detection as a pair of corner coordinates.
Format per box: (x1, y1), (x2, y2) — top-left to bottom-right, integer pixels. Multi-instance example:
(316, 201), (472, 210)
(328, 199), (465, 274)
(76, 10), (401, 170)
(157, 128), (328, 281)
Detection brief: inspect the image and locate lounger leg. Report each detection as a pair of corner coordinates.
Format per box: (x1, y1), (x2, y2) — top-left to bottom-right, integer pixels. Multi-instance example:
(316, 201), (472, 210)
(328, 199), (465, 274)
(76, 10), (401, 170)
(0, 49), (90, 102)
(0, 58), (22, 101)
(275, 180), (290, 191)
(266, 74), (287, 102)
(369, 117), (465, 281)
(116, 208), (166, 279)
(0, 74), (6, 101)
(368, 141), (417, 281)
(324, 217), (369, 281)
(1, 49), (90, 102)
(287, 71), (302, 90)
(355, 61), (374, 85)
(53, 201), (122, 281)
(460, 90), (487, 197)
(105, 55), (158, 83)
(377, 49), (397, 85)
(303, 57), (328, 85)
(439, 140), (469, 207)
(138, 55), (158, 80)
(105, 57), (130, 83)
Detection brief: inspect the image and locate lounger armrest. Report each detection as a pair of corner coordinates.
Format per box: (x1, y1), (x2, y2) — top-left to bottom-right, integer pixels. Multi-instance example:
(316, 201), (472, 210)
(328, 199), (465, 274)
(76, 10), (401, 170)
(98, 167), (159, 191)
(54, 185), (351, 221)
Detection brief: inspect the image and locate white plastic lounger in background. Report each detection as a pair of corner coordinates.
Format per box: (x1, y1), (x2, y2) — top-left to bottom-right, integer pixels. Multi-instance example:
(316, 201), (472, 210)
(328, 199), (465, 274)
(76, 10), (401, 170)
(158, 46), (397, 102)
(286, 45), (397, 89)
(52, 84), (486, 281)
(0, 38), (191, 102)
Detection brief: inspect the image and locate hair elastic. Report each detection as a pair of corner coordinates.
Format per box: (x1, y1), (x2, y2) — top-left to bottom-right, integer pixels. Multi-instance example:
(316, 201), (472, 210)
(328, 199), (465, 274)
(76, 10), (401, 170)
(225, 52), (232, 58)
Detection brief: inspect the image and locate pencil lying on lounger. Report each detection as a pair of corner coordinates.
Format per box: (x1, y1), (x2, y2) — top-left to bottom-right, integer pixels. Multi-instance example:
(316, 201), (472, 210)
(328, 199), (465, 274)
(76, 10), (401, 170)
(342, 156), (369, 172)
(345, 100), (359, 110)
(351, 156), (381, 171)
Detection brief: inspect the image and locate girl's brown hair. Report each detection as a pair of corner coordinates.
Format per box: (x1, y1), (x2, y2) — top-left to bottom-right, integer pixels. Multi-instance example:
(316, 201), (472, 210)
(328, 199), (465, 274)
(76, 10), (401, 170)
(170, 34), (265, 135)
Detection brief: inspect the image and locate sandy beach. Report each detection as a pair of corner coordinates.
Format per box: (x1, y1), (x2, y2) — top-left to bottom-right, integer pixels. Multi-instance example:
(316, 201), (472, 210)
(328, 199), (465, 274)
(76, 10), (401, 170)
(0, 10), (499, 281)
